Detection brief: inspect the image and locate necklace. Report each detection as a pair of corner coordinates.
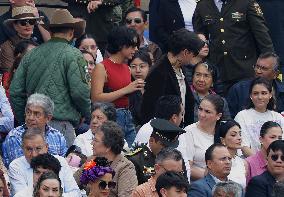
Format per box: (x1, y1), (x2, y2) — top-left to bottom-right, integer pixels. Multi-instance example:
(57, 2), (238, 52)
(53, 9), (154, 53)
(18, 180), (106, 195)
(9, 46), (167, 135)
(109, 57), (117, 64)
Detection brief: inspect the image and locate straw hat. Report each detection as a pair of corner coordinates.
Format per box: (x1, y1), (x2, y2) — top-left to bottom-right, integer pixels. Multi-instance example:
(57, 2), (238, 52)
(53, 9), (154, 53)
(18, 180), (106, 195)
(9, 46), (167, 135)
(4, 6), (43, 26)
(43, 9), (86, 38)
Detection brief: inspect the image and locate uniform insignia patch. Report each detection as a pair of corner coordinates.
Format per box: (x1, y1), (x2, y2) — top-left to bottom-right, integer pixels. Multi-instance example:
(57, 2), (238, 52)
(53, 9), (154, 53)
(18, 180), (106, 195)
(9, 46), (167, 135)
(126, 148), (142, 156)
(143, 166), (155, 175)
(253, 2), (263, 16)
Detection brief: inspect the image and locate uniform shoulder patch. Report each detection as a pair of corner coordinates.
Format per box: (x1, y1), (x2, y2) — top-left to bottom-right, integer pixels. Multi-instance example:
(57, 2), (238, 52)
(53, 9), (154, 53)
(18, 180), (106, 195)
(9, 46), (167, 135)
(126, 147), (143, 156)
(253, 2), (263, 16)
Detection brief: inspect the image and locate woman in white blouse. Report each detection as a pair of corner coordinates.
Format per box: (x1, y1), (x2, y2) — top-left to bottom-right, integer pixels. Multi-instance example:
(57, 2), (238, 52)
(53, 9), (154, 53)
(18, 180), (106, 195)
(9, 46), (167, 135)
(178, 94), (224, 181)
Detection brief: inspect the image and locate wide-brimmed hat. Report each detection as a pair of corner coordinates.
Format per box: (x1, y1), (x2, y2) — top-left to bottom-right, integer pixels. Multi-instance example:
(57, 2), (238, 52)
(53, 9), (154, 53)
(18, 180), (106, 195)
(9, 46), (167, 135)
(43, 9), (86, 38)
(4, 6), (43, 26)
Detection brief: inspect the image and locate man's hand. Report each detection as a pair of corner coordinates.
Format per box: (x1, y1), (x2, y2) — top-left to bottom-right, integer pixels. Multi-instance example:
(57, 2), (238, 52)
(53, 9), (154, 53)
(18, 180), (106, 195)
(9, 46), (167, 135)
(87, 0), (102, 13)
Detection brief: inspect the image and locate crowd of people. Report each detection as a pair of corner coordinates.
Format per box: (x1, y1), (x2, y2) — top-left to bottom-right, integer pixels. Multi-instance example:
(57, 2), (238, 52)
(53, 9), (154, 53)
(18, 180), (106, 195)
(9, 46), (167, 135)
(0, 0), (283, 196)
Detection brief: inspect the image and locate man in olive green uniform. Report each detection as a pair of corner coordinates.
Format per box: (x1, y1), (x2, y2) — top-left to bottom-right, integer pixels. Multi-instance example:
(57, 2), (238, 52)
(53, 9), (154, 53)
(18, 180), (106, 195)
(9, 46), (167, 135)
(193, 0), (274, 93)
(126, 118), (185, 184)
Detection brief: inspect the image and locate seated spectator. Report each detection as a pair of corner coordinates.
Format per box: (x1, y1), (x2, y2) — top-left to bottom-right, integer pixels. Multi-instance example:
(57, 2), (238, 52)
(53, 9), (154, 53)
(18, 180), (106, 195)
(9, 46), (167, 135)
(80, 157), (115, 197)
(0, 85), (13, 134)
(190, 62), (230, 122)
(14, 153), (61, 196)
(134, 95), (184, 145)
(75, 34), (104, 64)
(125, 7), (162, 64)
(227, 52), (284, 118)
(188, 144), (232, 197)
(212, 181), (243, 197)
(214, 120), (247, 188)
(33, 171), (62, 197)
(155, 171), (189, 197)
(246, 140), (284, 197)
(2, 93), (67, 167)
(178, 94), (224, 181)
(246, 121), (283, 184)
(73, 102), (117, 157)
(2, 40), (38, 98)
(131, 148), (184, 197)
(127, 118), (186, 184)
(74, 121), (138, 196)
(8, 129), (80, 196)
(235, 77), (284, 156)
(0, 169), (9, 197)
(128, 50), (152, 127)
(0, 5), (43, 74)
(0, 0), (50, 45)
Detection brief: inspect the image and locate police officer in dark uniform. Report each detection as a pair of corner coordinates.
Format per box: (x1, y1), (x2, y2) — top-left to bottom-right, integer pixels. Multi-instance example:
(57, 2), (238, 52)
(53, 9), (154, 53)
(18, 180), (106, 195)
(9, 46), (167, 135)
(193, 0), (274, 94)
(126, 118), (186, 185)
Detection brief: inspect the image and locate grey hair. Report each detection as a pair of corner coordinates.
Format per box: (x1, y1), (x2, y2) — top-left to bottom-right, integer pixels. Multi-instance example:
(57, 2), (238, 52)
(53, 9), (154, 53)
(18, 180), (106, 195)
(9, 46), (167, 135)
(22, 127), (46, 146)
(212, 181), (243, 197)
(155, 148), (183, 164)
(25, 93), (54, 116)
(91, 102), (116, 121)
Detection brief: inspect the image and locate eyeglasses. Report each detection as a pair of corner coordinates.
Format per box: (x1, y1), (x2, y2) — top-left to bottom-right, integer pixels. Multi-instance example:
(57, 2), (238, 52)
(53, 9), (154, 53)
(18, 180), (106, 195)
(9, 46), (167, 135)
(159, 165), (184, 175)
(125, 18), (143, 25)
(129, 63), (149, 70)
(270, 154), (284, 162)
(24, 146), (45, 154)
(81, 45), (97, 51)
(193, 72), (212, 79)
(253, 64), (273, 72)
(16, 19), (37, 26)
(25, 110), (44, 118)
(98, 180), (116, 190)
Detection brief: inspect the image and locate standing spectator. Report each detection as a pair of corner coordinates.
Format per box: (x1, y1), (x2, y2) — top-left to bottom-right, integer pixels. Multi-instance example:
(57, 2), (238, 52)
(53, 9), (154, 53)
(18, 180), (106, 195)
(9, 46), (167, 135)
(178, 94), (224, 181)
(9, 9), (91, 147)
(246, 121), (283, 184)
(2, 93), (67, 167)
(91, 26), (143, 146)
(188, 144), (232, 197)
(141, 29), (204, 126)
(80, 50), (96, 85)
(235, 77), (284, 156)
(155, 171), (189, 197)
(0, 0), (50, 45)
(8, 129), (80, 196)
(125, 7), (162, 64)
(0, 85), (14, 134)
(226, 52), (284, 118)
(246, 140), (284, 197)
(131, 148), (184, 197)
(155, 0), (197, 52)
(193, 0), (274, 93)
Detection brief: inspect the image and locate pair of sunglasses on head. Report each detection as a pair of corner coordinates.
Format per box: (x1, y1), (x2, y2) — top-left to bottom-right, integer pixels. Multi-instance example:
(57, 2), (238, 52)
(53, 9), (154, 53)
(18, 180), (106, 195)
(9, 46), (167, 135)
(98, 180), (116, 190)
(16, 19), (38, 26)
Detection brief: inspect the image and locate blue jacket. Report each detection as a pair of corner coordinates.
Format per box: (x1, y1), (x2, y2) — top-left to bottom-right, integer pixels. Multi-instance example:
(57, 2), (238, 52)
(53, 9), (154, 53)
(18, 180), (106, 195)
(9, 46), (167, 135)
(188, 174), (216, 197)
(226, 78), (284, 118)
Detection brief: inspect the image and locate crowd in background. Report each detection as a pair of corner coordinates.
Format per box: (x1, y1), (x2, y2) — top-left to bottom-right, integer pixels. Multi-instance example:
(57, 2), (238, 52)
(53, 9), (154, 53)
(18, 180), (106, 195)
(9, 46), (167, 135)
(0, 0), (284, 196)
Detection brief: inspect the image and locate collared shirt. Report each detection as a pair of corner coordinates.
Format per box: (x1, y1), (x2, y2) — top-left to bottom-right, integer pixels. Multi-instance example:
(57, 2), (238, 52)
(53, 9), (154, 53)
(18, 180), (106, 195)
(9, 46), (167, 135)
(8, 155), (80, 196)
(2, 124), (67, 167)
(0, 85), (13, 132)
(214, 0), (223, 12)
(131, 177), (159, 197)
(210, 173), (227, 183)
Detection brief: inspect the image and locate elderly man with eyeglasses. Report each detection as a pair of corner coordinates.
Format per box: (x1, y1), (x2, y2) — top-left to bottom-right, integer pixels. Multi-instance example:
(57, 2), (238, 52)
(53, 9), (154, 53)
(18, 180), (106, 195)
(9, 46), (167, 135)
(2, 93), (67, 168)
(226, 52), (284, 118)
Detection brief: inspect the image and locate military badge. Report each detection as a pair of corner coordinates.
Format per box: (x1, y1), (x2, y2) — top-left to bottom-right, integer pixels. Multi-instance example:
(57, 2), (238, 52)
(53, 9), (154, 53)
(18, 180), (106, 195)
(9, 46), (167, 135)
(231, 12), (244, 20)
(143, 166), (155, 176)
(253, 2), (263, 16)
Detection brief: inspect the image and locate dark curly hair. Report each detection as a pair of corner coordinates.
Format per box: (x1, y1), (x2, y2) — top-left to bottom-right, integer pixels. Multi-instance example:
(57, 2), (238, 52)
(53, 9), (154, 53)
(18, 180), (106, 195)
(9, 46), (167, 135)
(97, 121), (125, 155)
(30, 153), (61, 175)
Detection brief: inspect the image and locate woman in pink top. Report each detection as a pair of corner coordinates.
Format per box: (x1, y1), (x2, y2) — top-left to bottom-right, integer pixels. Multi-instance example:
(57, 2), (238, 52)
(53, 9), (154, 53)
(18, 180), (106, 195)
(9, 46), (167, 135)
(245, 121), (283, 184)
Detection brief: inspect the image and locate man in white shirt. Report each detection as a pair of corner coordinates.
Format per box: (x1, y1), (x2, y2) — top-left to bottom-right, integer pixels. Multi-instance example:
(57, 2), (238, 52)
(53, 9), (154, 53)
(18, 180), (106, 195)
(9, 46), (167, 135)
(9, 128), (80, 196)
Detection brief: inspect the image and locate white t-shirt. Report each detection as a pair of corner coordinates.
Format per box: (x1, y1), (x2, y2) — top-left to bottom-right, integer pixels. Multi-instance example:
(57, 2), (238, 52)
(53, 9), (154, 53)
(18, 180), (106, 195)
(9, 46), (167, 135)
(228, 156), (246, 189)
(178, 0), (196, 31)
(235, 108), (284, 152)
(178, 122), (214, 169)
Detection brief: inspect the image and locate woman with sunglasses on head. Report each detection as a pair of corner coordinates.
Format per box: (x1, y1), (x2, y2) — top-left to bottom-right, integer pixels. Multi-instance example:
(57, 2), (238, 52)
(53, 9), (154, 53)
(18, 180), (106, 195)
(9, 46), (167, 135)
(0, 5), (42, 75)
(178, 94), (224, 181)
(81, 157), (116, 197)
(235, 77), (284, 157)
(246, 121), (283, 184)
(214, 120), (247, 188)
(91, 26), (143, 147)
(75, 34), (104, 64)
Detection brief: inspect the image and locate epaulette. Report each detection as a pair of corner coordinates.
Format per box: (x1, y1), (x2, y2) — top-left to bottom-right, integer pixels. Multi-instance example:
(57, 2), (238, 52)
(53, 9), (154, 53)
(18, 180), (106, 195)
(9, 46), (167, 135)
(196, 0), (202, 3)
(126, 147), (143, 156)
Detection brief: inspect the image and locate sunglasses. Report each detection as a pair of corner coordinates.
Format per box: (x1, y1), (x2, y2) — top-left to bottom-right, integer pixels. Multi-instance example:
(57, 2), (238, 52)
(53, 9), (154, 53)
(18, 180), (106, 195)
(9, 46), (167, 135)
(126, 18), (143, 25)
(16, 19), (37, 26)
(98, 180), (116, 190)
(271, 154), (284, 162)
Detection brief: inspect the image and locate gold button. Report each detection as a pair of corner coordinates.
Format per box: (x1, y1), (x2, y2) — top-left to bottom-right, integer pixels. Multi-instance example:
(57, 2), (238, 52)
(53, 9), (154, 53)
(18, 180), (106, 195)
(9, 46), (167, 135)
(237, 19), (239, 22)
(173, 19), (176, 23)
(245, 56), (247, 59)
(222, 40), (225, 44)
(220, 29), (225, 33)
(220, 18), (224, 21)
(224, 52), (228, 55)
